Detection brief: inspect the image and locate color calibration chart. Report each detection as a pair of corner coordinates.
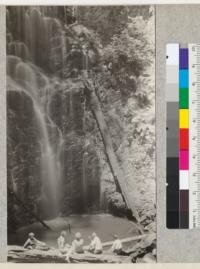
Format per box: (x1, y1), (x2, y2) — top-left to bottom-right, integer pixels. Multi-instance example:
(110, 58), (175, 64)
(166, 43), (200, 229)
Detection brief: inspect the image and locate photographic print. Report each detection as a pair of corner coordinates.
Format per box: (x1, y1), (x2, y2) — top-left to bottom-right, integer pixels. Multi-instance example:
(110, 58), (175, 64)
(6, 6), (155, 263)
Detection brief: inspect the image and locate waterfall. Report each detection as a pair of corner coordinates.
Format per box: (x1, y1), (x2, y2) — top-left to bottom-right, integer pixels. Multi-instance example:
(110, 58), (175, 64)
(35, 106), (59, 216)
(82, 45), (89, 78)
(7, 57), (62, 218)
(7, 41), (30, 61)
(82, 96), (88, 211)
(7, 6), (102, 219)
(6, 6), (67, 218)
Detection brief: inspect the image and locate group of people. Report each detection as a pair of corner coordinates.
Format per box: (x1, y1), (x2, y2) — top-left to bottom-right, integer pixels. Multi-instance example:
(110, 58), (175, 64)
(23, 230), (124, 261)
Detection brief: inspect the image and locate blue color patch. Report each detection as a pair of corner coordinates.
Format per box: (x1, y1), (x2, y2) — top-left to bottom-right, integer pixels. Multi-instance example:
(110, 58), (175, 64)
(179, 70), (188, 88)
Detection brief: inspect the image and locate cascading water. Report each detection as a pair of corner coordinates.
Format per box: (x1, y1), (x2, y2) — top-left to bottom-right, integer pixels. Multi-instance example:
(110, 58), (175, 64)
(6, 7), (66, 218)
(7, 6), (102, 220)
(7, 61), (63, 218)
(7, 41), (30, 61)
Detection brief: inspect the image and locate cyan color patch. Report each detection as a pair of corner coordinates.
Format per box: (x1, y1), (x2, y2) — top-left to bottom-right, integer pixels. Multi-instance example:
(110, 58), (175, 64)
(179, 70), (189, 88)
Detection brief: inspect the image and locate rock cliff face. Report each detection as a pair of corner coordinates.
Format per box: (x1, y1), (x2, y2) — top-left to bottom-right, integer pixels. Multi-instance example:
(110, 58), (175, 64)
(7, 6), (155, 233)
(7, 90), (42, 227)
(7, 7), (106, 231)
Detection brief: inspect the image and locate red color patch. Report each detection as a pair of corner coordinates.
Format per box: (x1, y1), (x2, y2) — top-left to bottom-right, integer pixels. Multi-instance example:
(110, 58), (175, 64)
(180, 128), (189, 150)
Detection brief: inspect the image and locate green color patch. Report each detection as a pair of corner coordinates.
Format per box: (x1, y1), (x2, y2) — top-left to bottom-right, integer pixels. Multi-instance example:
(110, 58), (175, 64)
(179, 88), (189, 108)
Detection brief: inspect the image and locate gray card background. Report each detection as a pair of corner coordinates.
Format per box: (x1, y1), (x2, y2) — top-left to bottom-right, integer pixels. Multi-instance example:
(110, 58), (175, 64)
(156, 4), (200, 263)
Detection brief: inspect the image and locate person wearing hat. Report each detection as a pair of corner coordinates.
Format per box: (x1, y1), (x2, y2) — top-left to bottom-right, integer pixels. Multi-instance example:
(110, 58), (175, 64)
(110, 234), (123, 255)
(65, 232), (84, 262)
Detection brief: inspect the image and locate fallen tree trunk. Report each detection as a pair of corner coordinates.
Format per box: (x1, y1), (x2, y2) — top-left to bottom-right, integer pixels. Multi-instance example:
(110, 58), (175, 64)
(9, 190), (51, 230)
(102, 234), (148, 248)
(8, 247), (132, 263)
(8, 233), (155, 263)
(84, 79), (140, 222)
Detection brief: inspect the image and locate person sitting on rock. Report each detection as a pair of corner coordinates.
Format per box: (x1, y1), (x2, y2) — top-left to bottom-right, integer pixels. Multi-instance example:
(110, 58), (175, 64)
(110, 234), (123, 255)
(23, 232), (38, 249)
(57, 230), (70, 254)
(65, 232), (84, 262)
(84, 235), (95, 252)
(57, 230), (66, 249)
(23, 232), (49, 250)
(58, 230), (66, 249)
(89, 232), (103, 254)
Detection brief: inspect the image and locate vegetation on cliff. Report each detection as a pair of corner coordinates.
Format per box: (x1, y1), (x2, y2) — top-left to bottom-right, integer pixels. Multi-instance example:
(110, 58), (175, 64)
(7, 6), (155, 235)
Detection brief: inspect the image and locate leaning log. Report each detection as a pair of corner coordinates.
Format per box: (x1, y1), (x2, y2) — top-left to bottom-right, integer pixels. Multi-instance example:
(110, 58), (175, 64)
(9, 190), (51, 230)
(84, 79), (140, 222)
(102, 234), (148, 248)
(8, 247), (132, 263)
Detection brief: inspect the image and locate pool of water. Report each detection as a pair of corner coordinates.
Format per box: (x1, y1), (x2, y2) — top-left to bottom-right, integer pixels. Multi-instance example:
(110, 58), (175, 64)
(9, 214), (139, 248)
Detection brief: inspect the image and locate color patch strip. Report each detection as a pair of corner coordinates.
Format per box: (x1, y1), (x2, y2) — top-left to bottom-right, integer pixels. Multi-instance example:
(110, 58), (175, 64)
(166, 44), (180, 229)
(180, 150), (189, 170)
(180, 171), (189, 190)
(179, 47), (189, 229)
(179, 129), (189, 150)
(179, 70), (189, 88)
(179, 109), (189, 128)
(180, 190), (189, 211)
(180, 190), (189, 228)
(179, 48), (188, 69)
(179, 88), (189, 108)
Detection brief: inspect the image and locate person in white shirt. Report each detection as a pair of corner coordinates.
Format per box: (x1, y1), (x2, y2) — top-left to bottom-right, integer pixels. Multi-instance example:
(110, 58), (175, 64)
(65, 232), (84, 262)
(110, 234), (123, 255)
(90, 232), (103, 254)
(84, 235), (94, 252)
(57, 230), (67, 250)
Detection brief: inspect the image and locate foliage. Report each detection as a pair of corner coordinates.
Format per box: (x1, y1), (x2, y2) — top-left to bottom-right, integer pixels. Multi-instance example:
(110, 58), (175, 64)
(7, 6), (155, 229)
(92, 9), (155, 220)
(76, 6), (128, 45)
(101, 15), (154, 103)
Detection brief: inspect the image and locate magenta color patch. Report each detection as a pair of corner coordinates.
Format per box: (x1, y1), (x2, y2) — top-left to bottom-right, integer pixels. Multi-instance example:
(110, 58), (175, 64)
(180, 150), (189, 170)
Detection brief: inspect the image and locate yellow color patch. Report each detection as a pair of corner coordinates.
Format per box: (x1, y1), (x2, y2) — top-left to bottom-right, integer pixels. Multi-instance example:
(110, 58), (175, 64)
(179, 109), (189, 128)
